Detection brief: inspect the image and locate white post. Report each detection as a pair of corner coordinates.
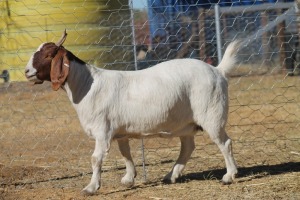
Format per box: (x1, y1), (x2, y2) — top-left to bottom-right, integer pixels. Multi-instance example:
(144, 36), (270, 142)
(130, 0), (138, 71)
(214, 4), (222, 64)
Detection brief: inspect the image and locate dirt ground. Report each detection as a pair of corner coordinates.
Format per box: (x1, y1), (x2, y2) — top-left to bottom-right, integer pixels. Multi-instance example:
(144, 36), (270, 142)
(0, 74), (300, 199)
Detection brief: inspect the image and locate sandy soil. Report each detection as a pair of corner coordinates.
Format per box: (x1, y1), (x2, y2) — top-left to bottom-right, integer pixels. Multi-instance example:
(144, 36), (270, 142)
(0, 75), (299, 199)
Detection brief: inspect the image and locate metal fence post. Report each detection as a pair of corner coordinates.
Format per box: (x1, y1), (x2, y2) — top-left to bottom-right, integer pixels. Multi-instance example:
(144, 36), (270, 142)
(214, 4), (222, 64)
(129, 0), (147, 183)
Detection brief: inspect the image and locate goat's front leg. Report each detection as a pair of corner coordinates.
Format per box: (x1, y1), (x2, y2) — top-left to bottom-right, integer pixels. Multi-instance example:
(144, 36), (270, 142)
(82, 135), (112, 195)
(117, 138), (137, 187)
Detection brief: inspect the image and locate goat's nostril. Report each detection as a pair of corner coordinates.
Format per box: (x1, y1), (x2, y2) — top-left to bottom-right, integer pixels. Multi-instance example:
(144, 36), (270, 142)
(25, 69), (29, 74)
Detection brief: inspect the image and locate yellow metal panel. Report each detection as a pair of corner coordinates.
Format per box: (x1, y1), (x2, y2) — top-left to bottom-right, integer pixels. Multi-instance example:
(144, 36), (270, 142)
(0, 27), (111, 50)
(0, 0), (132, 81)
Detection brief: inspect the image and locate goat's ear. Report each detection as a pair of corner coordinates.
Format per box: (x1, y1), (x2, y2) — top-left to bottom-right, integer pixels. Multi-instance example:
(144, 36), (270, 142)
(50, 48), (69, 91)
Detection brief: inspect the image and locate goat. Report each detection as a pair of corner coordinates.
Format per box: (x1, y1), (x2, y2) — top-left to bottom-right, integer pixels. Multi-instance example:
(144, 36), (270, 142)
(25, 30), (239, 195)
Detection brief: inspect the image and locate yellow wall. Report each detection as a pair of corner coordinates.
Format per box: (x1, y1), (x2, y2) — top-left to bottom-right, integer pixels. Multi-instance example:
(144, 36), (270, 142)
(0, 0), (132, 81)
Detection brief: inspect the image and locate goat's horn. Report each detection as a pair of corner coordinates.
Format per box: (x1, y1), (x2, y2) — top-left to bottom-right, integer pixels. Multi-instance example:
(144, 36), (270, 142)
(56, 29), (67, 47)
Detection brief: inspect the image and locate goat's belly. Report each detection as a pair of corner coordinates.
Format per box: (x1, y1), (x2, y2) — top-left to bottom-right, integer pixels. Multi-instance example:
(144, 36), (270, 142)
(114, 131), (174, 139)
(113, 124), (202, 140)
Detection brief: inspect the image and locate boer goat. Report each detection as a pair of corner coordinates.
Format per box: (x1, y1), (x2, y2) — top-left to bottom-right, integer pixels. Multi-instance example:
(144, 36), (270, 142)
(25, 30), (239, 195)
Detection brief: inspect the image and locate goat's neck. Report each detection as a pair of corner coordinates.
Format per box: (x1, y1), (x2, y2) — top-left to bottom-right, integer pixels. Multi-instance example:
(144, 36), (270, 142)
(63, 60), (95, 104)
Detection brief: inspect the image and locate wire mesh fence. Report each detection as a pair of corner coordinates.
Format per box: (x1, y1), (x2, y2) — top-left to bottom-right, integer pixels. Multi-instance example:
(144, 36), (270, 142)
(0, 0), (300, 199)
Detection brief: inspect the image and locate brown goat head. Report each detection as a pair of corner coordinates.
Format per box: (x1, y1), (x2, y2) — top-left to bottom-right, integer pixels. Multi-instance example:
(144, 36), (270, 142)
(25, 30), (69, 90)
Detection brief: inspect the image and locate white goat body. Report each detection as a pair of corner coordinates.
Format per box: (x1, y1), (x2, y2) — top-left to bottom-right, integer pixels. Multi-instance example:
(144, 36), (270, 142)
(70, 59), (222, 138)
(25, 32), (239, 195)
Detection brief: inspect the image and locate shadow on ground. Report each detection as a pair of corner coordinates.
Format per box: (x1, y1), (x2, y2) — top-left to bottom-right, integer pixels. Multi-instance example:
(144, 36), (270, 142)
(178, 162), (300, 183)
(103, 162), (300, 195)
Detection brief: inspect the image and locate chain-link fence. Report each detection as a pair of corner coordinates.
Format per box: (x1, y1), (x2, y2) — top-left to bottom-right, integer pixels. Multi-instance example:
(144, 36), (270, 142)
(0, 0), (299, 199)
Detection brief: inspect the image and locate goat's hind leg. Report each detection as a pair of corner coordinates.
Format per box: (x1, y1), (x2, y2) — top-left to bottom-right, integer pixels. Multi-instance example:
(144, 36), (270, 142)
(164, 135), (195, 183)
(209, 128), (238, 184)
(117, 138), (137, 187)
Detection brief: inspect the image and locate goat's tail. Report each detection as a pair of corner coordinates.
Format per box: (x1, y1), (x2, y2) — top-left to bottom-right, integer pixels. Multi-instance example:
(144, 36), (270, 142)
(216, 40), (241, 77)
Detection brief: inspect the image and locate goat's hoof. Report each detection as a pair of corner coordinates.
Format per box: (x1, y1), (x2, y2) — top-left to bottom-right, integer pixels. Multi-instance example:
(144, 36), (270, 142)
(121, 175), (135, 187)
(222, 173), (235, 185)
(81, 183), (100, 196)
(163, 173), (177, 184)
(81, 189), (96, 196)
